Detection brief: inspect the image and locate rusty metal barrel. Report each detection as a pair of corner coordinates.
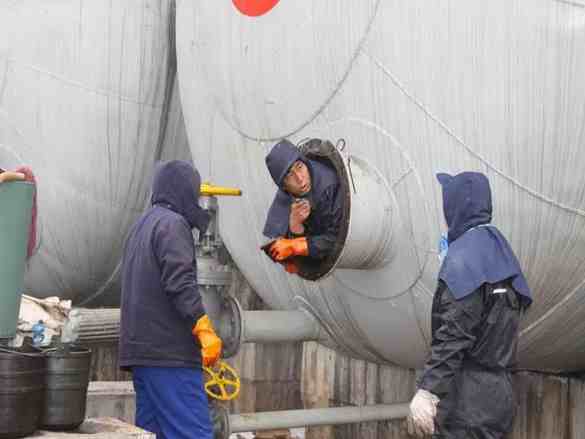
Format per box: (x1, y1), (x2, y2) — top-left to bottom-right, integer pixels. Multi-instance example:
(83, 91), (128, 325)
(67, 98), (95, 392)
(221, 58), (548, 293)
(41, 346), (92, 430)
(0, 347), (46, 438)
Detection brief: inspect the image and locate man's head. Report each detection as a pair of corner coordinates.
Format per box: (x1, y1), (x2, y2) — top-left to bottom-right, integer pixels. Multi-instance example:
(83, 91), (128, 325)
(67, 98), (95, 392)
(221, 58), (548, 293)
(265, 139), (311, 197)
(282, 160), (311, 196)
(437, 171), (492, 243)
(151, 160), (210, 232)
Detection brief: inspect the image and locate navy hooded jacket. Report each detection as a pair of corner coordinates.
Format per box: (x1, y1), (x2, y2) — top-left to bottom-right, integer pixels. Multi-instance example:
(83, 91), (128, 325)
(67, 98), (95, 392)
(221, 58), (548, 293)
(119, 160), (210, 370)
(263, 139), (342, 260)
(437, 172), (531, 303)
(418, 172), (531, 437)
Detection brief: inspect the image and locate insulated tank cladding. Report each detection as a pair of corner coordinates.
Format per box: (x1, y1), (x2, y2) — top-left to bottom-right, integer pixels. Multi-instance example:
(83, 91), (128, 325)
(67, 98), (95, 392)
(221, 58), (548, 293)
(0, 1), (179, 304)
(176, 0), (585, 371)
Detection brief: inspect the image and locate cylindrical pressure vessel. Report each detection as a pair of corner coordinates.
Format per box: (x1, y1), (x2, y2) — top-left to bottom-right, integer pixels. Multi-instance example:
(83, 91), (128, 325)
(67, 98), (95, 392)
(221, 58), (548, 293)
(0, 1), (183, 305)
(176, 0), (585, 371)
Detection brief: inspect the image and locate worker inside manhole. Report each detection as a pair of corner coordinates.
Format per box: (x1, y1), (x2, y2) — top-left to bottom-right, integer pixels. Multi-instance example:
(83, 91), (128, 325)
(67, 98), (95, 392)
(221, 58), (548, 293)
(261, 137), (350, 281)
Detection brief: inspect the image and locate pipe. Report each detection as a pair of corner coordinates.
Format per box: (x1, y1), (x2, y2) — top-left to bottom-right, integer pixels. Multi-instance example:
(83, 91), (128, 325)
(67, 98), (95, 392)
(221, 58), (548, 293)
(229, 403), (410, 432)
(64, 295), (324, 349)
(62, 308), (121, 343)
(242, 310), (323, 344)
(63, 307), (323, 347)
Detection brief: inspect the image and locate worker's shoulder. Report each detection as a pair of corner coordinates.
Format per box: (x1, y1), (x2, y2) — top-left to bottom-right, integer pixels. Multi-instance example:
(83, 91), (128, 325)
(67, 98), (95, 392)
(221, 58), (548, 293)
(150, 206), (191, 233)
(308, 158), (340, 188)
(309, 156), (336, 174)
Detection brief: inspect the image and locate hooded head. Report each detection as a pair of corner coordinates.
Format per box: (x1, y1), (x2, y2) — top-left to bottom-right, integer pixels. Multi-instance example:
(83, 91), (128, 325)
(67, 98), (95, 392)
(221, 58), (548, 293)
(437, 172), (492, 243)
(151, 160), (210, 232)
(265, 139), (305, 188)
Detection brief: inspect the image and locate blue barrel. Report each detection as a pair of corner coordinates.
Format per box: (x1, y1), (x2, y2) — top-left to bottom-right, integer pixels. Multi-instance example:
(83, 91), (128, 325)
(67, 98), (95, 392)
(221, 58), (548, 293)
(0, 181), (34, 339)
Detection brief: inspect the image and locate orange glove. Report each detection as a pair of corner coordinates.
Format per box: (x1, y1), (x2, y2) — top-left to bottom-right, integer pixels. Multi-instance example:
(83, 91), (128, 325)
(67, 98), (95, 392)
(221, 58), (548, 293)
(269, 237), (309, 261)
(284, 260), (299, 274)
(192, 315), (222, 367)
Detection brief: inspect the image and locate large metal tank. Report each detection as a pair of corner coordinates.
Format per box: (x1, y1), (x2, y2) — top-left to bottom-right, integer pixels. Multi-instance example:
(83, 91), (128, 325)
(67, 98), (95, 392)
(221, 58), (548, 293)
(0, 0), (184, 305)
(176, 0), (585, 371)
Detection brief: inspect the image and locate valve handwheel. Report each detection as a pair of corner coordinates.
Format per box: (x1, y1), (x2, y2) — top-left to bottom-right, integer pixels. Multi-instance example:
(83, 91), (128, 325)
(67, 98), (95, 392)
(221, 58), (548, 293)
(203, 361), (241, 401)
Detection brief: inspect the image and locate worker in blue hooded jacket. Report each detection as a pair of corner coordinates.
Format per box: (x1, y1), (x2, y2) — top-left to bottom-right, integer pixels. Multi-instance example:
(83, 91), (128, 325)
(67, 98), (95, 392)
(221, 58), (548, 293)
(407, 172), (532, 439)
(263, 139), (343, 274)
(119, 160), (222, 439)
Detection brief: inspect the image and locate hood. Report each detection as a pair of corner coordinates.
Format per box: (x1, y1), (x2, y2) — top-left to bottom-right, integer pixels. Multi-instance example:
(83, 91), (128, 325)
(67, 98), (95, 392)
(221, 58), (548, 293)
(437, 171), (532, 304)
(265, 139), (304, 188)
(151, 160), (210, 232)
(437, 172), (492, 243)
(263, 157), (338, 239)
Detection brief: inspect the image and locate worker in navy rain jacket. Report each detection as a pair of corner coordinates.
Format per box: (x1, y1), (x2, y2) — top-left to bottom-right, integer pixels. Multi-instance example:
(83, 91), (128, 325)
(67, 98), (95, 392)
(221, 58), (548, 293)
(263, 138), (343, 274)
(407, 171), (532, 439)
(119, 160), (222, 439)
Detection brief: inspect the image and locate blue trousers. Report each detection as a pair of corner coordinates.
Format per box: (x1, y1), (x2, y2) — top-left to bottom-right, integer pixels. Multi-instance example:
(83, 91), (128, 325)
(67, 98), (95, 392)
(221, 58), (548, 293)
(132, 366), (213, 439)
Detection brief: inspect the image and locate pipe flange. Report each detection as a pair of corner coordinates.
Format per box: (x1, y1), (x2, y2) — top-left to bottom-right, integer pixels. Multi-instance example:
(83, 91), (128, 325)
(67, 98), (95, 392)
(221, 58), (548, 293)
(218, 296), (242, 359)
(197, 270), (233, 286)
(197, 256), (233, 286)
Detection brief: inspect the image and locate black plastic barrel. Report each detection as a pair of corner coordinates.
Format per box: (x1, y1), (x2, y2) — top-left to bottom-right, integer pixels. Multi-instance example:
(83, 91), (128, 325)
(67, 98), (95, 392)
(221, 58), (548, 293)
(41, 346), (92, 430)
(0, 347), (46, 438)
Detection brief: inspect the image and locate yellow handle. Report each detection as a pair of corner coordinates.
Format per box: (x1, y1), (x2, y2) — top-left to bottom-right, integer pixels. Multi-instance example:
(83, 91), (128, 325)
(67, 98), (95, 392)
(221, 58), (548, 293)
(200, 182), (242, 197)
(203, 361), (241, 401)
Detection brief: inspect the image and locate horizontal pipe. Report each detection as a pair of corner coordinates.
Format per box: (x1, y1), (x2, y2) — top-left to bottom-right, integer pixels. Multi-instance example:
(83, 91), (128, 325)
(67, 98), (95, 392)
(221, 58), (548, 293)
(62, 308), (122, 343)
(66, 307), (325, 346)
(77, 335), (119, 342)
(77, 327), (120, 332)
(242, 310), (323, 344)
(229, 403), (410, 432)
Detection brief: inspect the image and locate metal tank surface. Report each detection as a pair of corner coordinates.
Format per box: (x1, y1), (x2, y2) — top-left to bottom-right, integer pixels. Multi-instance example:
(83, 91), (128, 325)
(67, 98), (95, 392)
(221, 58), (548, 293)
(176, 0), (585, 371)
(0, 0), (184, 305)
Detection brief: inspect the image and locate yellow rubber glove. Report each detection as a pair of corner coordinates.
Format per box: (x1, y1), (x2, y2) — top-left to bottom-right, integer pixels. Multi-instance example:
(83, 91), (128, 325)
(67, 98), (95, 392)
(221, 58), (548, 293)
(192, 315), (222, 367)
(269, 237), (309, 261)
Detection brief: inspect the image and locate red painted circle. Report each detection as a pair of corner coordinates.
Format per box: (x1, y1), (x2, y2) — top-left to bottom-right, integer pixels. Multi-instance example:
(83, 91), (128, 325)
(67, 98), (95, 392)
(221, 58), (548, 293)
(232, 0), (280, 17)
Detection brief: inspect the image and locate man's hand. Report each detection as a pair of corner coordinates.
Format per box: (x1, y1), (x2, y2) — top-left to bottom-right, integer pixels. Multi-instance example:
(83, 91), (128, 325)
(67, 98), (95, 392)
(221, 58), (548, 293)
(283, 260), (299, 274)
(192, 315), (223, 367)
(269, 237), (309, 261)
(406, 389), (439, 437)
(0, 171), (25, 183)
(289, 199), (311, 235)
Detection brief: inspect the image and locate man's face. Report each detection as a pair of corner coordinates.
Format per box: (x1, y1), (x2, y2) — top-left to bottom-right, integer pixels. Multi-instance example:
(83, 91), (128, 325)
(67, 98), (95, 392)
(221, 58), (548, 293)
(283, 160), (311, 197)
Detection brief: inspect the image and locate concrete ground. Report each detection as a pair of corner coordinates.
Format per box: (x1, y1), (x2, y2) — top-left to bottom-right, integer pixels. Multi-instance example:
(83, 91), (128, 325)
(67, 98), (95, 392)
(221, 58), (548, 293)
(232, 429), (305, 439)
(30, 418), (154, 438)
(85, 382), (306, 439)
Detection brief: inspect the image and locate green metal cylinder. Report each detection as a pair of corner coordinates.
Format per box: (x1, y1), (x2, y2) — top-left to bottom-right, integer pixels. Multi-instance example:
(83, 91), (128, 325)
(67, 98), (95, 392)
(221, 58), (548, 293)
(0, 181), (34, 339)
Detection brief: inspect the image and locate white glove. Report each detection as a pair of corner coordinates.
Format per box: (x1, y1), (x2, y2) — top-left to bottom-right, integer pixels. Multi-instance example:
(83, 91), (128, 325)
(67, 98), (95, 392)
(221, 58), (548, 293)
(406, 389), (440, 437)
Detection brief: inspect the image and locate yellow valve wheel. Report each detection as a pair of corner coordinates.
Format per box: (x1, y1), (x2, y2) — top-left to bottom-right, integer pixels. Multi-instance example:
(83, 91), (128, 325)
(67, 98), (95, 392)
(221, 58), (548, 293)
(203, 361), (241, 401)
